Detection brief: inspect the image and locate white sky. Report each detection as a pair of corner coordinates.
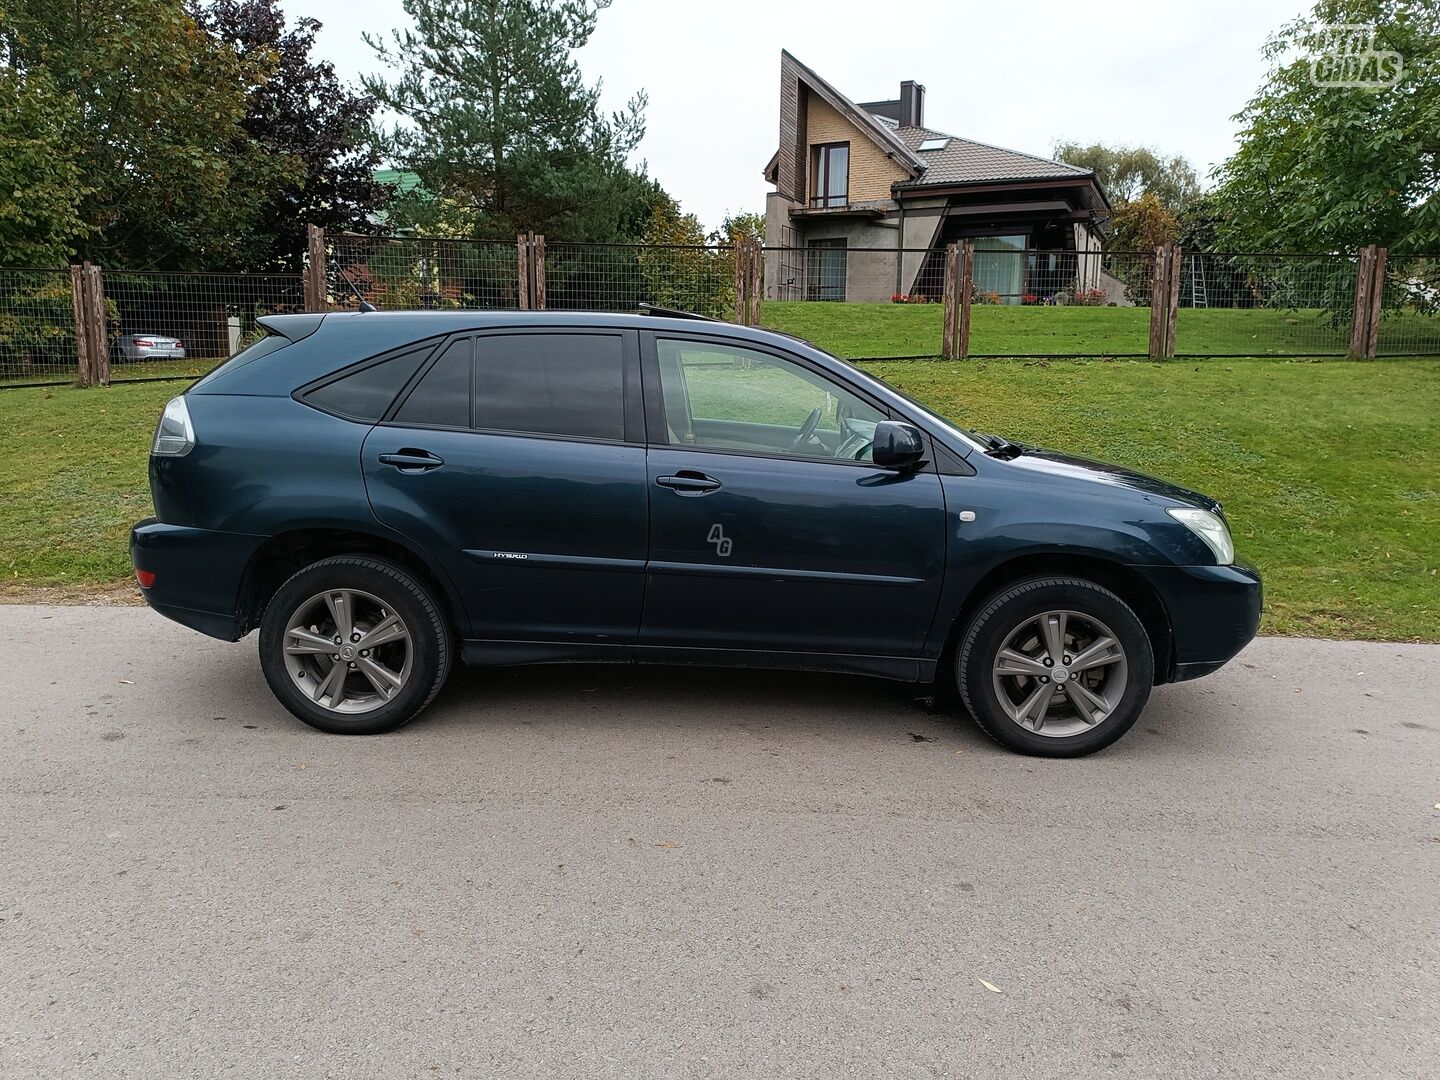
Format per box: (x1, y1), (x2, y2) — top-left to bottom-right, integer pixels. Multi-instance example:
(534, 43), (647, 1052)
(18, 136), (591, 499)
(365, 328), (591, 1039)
(299, 0), (1306, 233)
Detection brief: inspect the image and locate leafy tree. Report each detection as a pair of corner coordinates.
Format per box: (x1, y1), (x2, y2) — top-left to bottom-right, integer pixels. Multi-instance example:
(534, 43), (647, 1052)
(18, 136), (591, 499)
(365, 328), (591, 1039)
(715, 211), (765, 246)
(1, 0), (275, 269)
(364, 0), (654, 242)
(0, 67), (87, 266)
(1213, 0), (1440, 253)
(1109, 192), (1181, 253)
(191, 0), (389, 271)
(1053, 142), (1201, 210)
(637, 197), (733, 317)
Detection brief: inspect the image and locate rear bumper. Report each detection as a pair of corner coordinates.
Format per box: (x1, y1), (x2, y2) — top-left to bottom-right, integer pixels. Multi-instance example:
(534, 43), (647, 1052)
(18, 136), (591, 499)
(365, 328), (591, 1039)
(130, 518), (267, 641)
(1142, 558), (1263, 683)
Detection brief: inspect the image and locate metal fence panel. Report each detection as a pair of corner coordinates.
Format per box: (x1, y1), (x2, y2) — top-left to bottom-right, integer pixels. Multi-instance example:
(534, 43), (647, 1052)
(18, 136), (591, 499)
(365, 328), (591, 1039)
(544, 242), (736, 318)
(330, 234), (521, 310)
(1376, 254), (1440, 356)
(102, 272), (305, 381)
(0, 269), (80, 386)
(1175, 253), (1355, 356)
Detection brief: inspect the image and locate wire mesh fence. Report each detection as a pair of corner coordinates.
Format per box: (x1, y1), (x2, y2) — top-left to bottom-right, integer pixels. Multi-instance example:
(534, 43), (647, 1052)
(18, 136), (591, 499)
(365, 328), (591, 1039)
(1376, 254), (1440, 356)
(0, 269), (80, 385)
(1175, 253), (1356, 356)
(101, 272), (305, 381)
(545, 242), (737, 318)
(329, 234), (521, 310)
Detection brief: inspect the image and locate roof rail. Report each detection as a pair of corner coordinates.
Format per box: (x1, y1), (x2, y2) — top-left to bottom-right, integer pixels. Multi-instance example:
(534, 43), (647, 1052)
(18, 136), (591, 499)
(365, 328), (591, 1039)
(637, 303), (717, 322)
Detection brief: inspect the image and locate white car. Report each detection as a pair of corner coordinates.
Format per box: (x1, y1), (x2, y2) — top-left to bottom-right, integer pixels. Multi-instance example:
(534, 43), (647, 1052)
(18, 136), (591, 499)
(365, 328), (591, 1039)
(119, 334), (186, 361)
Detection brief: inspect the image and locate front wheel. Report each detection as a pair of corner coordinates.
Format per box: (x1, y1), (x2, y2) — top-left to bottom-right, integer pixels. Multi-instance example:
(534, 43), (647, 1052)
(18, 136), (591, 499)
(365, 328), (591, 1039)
(258, 556), (452, 734)
(956, 577), (1153, 757)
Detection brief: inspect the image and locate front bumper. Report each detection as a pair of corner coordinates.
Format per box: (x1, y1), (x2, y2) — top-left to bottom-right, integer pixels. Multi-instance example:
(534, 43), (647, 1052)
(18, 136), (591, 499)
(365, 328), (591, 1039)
(1141, 558), (1263, 683)
(130, 518), (267, 640)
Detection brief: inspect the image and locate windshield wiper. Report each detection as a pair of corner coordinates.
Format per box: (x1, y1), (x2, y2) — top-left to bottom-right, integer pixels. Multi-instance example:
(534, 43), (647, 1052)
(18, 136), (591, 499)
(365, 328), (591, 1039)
(973, 430), (1025, 459)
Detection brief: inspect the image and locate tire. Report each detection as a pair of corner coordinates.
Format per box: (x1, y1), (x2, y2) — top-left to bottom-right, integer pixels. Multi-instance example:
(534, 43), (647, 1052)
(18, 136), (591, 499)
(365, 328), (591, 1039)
(258, 556), (452, 735)
(956, 576), (1153, 757)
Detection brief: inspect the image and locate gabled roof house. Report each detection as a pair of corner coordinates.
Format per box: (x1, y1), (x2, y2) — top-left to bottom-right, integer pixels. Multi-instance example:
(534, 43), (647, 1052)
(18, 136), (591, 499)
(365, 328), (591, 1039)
(763, 51), (1113, 303)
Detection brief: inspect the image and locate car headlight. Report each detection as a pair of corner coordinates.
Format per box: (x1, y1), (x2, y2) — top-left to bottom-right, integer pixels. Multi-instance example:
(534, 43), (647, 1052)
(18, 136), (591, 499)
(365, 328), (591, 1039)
(151, 395), (195, 457)
(1166, 507), (1233, 565)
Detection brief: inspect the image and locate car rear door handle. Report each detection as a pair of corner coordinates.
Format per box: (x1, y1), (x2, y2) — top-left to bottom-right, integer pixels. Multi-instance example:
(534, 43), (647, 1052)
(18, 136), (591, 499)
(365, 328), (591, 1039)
(378, 449), (445, 472)
(656, 471), (721, 495)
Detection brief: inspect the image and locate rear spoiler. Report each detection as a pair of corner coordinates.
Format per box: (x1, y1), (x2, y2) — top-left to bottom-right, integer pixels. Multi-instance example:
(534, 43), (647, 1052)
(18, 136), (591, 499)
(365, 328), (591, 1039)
(257, 313), (325, 343)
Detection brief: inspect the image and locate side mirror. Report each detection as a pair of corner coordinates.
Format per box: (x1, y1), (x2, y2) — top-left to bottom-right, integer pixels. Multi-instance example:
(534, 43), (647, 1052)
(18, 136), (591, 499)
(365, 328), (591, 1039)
(872, 421), (927, 470)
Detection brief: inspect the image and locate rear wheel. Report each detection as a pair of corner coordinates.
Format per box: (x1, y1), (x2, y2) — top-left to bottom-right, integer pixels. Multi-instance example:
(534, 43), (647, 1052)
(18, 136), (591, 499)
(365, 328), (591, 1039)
(956, 577), (1153, 757)
(258, 556), (451, 734)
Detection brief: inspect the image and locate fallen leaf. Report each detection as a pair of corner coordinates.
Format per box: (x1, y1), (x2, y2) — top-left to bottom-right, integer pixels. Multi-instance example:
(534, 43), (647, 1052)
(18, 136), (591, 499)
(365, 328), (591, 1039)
(119, 679), (134, 685)
(655, 841), (679, 849)
(978, 978), (1003, 994)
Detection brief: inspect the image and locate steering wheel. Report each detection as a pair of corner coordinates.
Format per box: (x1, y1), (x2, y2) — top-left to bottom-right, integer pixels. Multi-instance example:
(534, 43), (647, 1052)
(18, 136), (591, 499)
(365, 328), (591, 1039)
(787, 408), (822, 453)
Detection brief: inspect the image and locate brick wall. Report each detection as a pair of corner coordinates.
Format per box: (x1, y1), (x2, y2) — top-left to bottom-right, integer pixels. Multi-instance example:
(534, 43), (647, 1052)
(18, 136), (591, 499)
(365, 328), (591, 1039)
(803, 97), (907, 204)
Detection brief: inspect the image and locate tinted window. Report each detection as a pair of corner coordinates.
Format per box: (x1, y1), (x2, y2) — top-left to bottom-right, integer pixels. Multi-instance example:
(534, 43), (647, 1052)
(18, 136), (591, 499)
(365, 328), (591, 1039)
(304, 347), (429, 420)
(472, 334), (624, 441)
(394, 338), (472, 427)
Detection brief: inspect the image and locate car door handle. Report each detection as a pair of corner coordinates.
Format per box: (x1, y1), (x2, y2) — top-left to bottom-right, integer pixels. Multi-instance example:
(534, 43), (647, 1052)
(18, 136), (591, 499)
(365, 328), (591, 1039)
(378, 449), (445, 472)
(656, 471), (721, 495)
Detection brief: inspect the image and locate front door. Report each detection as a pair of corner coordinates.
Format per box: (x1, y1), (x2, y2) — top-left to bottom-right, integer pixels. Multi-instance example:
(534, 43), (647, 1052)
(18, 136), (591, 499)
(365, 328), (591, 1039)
(363, 329), (648, 645)
(639, 335), (947, 658)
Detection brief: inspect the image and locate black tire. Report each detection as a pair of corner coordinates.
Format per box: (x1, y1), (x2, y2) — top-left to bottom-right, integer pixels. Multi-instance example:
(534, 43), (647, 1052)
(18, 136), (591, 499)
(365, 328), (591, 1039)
(258, 556), (452, 735)
(956, 576), (1153, 757)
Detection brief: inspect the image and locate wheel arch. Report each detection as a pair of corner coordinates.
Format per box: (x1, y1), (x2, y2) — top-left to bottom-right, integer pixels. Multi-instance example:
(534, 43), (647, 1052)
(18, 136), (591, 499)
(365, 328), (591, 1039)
(234, 526), (462, 639)
(940, 553), (1175, 685)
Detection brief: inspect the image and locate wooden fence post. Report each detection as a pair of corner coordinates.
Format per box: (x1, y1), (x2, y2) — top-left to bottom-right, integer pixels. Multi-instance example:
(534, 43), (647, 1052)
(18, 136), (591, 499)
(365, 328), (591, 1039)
(83, 262), (109, 385)
(1348, 245), (1377, 358)
(733, 241), (747, 323)
(532, 233), (546, 310)
(70, 265), (92, 387)
(304, 225), (327, 312)
(1364, 247), (1386, 359)
(1165, 243), (1182, 358)
(1148, 245), (1172, 359)
(516, 233), (531, 310)
(941, 242), (960, 359)
(958, 240), (974, 359)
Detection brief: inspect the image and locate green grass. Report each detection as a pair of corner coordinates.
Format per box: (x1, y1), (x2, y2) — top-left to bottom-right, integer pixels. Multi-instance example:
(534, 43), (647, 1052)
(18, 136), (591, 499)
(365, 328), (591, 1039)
(1, 360), (1437, 641)
(763, 301), (1440, 358)
(0, 355), (223, 387)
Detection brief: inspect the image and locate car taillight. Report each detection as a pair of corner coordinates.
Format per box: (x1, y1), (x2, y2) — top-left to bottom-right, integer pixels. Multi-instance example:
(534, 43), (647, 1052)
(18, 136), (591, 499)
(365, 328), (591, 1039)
(151, 395), (195, 456)
(172, 340), (182, 349)
(135, 568), (156, 588)
(133, 338), (154, 347)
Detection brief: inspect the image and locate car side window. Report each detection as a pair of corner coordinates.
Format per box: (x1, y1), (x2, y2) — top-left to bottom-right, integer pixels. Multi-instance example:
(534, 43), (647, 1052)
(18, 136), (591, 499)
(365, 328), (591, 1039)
(303, 346), (430, 420)
(393, 338), (472, 428)
(654, 338), (886, 462)
(472, 333), (625, 442)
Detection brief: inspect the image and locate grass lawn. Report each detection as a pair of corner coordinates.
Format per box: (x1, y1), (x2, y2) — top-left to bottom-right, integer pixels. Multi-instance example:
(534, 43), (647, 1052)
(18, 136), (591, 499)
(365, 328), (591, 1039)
(763, 301), (1440, 359)
(1, 359), (1436, 641)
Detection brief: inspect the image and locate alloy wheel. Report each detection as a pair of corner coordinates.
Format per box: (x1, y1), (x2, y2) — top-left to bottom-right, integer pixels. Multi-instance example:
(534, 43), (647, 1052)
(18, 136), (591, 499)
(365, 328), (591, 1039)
(281, 588), (413, 714)
(990, 609), (1128, 737)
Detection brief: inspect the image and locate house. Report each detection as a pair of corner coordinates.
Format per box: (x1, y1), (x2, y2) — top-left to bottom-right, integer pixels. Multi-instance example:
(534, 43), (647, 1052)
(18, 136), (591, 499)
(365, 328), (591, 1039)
(763, 51), (1114, 304)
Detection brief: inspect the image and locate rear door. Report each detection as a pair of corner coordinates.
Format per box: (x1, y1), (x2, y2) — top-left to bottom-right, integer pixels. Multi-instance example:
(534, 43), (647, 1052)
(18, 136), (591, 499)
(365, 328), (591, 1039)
(363, 328), (648, 646)
(639, 333), (948, 659)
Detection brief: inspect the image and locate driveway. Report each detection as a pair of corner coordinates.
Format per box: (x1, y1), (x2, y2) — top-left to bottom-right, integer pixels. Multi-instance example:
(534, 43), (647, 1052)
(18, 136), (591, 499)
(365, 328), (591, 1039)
(1, 605), (1437, 1079)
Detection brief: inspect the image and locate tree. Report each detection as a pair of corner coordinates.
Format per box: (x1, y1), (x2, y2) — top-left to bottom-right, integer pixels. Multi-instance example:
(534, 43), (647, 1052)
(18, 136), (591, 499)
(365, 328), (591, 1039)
(636, 197), (733, 317)
(1, 0), (275, 269)
(191, 0), (389, 271)
(1053, 142), (1201, 210)
(715, 211), (765, 247)
(0, 67), (87, 266)
(364, 0), (653, 242)
(1213, 0), (1440, 253)
(1109, 192), (1181, 253)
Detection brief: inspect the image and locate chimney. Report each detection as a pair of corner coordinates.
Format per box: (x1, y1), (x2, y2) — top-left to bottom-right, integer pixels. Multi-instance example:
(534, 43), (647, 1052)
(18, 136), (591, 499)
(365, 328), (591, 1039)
(899, 80), (925, 128)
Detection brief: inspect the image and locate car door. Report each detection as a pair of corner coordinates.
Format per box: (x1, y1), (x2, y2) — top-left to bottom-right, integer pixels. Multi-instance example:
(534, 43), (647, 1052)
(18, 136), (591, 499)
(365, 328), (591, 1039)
(639, 333), (948, 659)
(363, 328), (648, 647)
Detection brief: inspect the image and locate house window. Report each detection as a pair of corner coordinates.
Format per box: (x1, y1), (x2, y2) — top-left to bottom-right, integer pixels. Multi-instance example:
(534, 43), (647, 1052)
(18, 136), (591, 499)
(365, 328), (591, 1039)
(810, 143), (849, 208)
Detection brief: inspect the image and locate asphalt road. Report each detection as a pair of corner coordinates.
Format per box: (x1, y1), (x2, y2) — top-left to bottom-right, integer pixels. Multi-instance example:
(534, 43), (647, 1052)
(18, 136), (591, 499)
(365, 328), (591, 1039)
(2, 605), (1437, 1079)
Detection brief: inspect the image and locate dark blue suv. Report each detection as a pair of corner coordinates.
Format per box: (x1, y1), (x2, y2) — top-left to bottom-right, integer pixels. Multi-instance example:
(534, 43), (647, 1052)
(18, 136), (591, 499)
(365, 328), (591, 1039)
(131, 310), (1260, 756)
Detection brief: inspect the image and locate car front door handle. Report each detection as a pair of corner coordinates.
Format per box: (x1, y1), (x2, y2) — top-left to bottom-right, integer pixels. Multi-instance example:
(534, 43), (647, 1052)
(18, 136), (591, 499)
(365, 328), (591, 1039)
(656, 471), (721, 495)
(378, 449), (445, 472)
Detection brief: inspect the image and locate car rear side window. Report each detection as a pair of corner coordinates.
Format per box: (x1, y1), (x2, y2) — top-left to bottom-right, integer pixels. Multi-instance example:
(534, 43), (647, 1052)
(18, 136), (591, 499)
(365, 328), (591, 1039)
(305, 346), (430, 420)
(392, 337), (472, 427)
(472, 334), (624, 441)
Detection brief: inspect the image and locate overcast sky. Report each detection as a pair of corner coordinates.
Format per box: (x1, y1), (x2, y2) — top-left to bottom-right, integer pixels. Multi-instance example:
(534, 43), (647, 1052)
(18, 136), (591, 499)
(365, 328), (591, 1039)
(299, 0), (1308, 232)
